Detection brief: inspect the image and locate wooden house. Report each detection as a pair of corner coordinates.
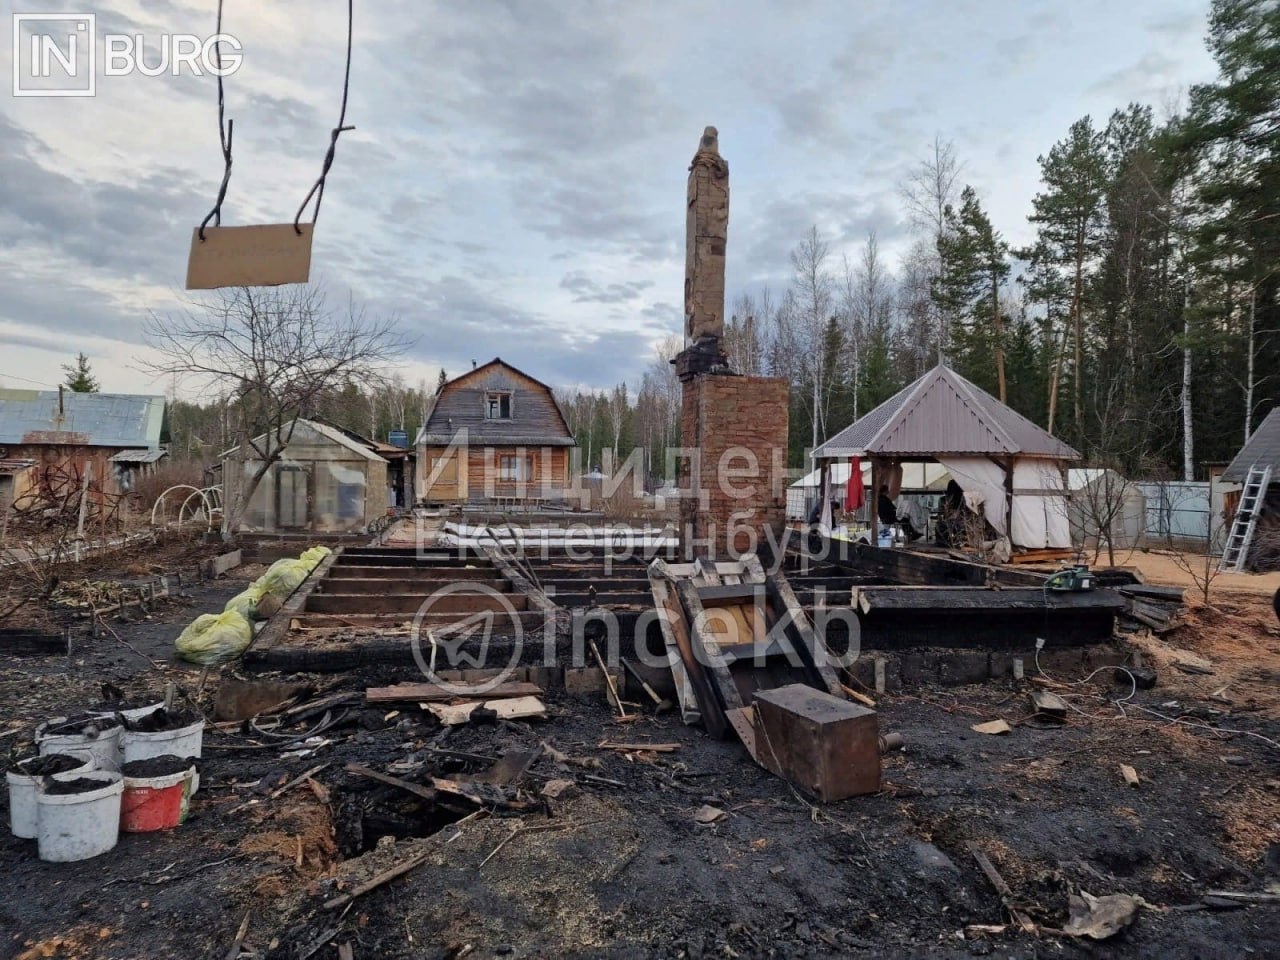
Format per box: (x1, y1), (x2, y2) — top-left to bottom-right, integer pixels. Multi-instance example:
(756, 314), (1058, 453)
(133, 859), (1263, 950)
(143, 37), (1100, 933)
(221, 419), (389, 533)
(415, 359), (576, 505)
(0, 387), (167, 499)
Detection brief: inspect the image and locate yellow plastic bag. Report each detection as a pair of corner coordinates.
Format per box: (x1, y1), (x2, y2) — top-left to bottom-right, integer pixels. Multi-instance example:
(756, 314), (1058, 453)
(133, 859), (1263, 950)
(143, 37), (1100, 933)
(224, 581), (269, 621)
(175, 610), (253, 665)
(260, 558), (309, 601)
(299, 545), (332, 570)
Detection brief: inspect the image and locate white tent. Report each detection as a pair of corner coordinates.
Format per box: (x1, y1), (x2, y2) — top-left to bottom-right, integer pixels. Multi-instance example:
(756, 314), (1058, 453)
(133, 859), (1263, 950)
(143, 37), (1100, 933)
(1068, 468), (1145, 555)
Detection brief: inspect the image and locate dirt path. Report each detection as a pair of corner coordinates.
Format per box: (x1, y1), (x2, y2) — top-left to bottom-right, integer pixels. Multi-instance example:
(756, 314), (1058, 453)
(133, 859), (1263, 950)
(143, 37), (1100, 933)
(1119, 551), (1280, 599)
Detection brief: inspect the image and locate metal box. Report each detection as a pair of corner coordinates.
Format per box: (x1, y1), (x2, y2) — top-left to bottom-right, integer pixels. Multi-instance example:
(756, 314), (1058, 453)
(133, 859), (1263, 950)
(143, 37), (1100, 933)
(752, 684), (880, 801)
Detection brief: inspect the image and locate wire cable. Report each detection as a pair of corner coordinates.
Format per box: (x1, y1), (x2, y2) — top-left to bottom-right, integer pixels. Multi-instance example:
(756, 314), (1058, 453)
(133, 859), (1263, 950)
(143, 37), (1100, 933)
(197, 0), (233, 241)
(294, 0), (355, 234)
(1034, 645), (1279, 749)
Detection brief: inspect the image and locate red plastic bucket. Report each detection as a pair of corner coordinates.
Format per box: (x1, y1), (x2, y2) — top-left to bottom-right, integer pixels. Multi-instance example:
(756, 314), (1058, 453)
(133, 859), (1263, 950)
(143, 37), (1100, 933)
(120, 765), (194, 832)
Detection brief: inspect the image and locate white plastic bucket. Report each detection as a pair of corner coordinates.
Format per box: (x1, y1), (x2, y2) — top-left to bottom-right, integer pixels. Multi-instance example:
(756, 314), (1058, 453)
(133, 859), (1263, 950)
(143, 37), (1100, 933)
(122, 718), (204, 765)
(36, 719), (123, 772)
(35, 770), (123, 862)
(93, 702), (163, 722)
(6, 754), (95, 839)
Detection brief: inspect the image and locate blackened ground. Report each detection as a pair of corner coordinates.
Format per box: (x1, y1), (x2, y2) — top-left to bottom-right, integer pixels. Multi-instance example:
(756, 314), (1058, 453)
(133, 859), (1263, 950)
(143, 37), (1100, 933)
(0, 580), (1277, 959)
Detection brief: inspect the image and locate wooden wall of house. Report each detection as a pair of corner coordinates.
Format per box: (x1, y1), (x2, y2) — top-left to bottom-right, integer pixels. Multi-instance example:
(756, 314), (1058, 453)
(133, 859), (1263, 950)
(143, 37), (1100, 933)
(419, 444), (570, 502)
(424, 365), (573, 444)
(6, 444), (129, 498)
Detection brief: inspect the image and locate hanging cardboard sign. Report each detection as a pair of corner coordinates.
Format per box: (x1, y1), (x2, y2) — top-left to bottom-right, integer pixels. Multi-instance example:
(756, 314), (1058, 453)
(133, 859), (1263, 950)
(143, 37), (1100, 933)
(186, 223), (314, 289)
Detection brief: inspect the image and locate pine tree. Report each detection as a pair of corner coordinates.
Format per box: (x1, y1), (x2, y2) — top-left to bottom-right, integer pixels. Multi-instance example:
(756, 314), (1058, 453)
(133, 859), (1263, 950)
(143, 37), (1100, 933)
(1024, 117), (1109, 438)
(436, 368), (448, 394)
(934, 187), (1011, 400)
(62, 353), (99, 393)
(1179, 0), (1280, 445)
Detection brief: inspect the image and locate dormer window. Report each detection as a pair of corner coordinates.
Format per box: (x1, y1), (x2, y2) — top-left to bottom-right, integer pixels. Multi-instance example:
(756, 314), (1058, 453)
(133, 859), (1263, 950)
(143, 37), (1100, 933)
(484, 391), (512, 420)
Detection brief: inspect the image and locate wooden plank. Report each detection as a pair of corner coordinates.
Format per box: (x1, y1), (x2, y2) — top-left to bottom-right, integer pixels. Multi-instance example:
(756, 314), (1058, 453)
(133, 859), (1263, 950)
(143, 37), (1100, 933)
(676, 577), (746, 735)
(345, 763), (437, 803)
(597, 742), (682, 753)
(305, 591), (527, 615)
(204, 549), (243, 578)
(859, 586), (1126, 612)
(695, 583), (764, 603)
(798, 534), (1048, 587)
(1009, 549), (1075, 565)
(366, 681), (542, 704)
(424, 696), (546, 726)
(753, 557), (846, 699)
(1119, 584), (1185, 601)
(648, 560), (703, 727)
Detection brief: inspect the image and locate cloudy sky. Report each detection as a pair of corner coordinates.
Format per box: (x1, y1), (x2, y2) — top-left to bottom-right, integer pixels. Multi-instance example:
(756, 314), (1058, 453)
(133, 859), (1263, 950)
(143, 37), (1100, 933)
(1, 0), (1215, 398)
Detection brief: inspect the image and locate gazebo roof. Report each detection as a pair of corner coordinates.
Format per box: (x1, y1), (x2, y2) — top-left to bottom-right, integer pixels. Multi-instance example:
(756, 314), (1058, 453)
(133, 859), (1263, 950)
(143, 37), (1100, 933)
(812, 365), (1078, 461)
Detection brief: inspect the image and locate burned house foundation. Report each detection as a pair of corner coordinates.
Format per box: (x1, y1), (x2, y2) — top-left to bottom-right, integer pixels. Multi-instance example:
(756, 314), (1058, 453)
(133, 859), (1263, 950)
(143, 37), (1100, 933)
(243, 540), (1136, 694)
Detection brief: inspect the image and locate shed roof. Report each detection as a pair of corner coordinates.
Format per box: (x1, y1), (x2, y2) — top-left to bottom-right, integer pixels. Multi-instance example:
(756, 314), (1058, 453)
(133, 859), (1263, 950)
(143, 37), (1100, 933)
(109, 448), (169, 464)
(1222, 407), (1280, 482)
(0, 389), (165, 449)
(813, 365), (1079, 461)
(221, 418), (386, 463)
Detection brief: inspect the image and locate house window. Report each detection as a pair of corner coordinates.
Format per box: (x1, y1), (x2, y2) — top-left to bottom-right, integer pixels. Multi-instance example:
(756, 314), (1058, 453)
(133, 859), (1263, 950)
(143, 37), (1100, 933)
(499, 455), (534, 482)
(485, 392), (512, 420)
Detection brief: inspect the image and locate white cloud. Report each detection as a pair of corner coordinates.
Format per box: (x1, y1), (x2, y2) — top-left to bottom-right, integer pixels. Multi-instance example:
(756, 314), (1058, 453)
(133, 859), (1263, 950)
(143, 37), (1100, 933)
(0, 0), (1217, 395)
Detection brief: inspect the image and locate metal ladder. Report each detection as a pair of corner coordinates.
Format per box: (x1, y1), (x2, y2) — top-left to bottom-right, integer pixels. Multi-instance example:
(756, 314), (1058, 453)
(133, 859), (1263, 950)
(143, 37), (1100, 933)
(1220, 464), (1272, 573)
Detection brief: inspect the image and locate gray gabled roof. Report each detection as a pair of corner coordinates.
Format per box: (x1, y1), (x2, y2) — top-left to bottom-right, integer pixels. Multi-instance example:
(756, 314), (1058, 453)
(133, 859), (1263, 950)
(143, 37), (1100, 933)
(0, 389), (165, 449)
(1222, 407), (1280, 482)
(813, 365), (1079, 461)
(416, 358), (576, 447)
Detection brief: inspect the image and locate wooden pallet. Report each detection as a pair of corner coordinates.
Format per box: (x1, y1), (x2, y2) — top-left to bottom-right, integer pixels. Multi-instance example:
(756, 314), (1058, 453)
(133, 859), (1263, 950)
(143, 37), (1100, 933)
(647, 553), (844, 748)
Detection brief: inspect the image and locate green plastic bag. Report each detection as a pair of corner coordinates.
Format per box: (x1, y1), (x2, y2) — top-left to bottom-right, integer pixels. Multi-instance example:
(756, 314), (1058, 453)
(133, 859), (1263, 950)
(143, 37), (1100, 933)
(175, 610), (253, 665)
(224, 581), (269, 621)
(260, 558), (309, 601)
(299, 545), (332, 570)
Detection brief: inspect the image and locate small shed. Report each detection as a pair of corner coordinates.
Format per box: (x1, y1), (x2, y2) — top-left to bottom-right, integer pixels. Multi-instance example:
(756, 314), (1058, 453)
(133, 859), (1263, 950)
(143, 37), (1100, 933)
(1221, 407), (1280, 569)
(109, 448), (169, 492)
(812, 365), (1079, 550)
(1067, 468), (1146, 556)
(221, 419), (389, 533)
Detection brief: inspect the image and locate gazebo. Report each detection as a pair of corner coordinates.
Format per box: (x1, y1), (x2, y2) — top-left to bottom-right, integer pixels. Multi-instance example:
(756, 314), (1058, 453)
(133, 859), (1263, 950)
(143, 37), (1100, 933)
(811, 365), (1080, 550)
